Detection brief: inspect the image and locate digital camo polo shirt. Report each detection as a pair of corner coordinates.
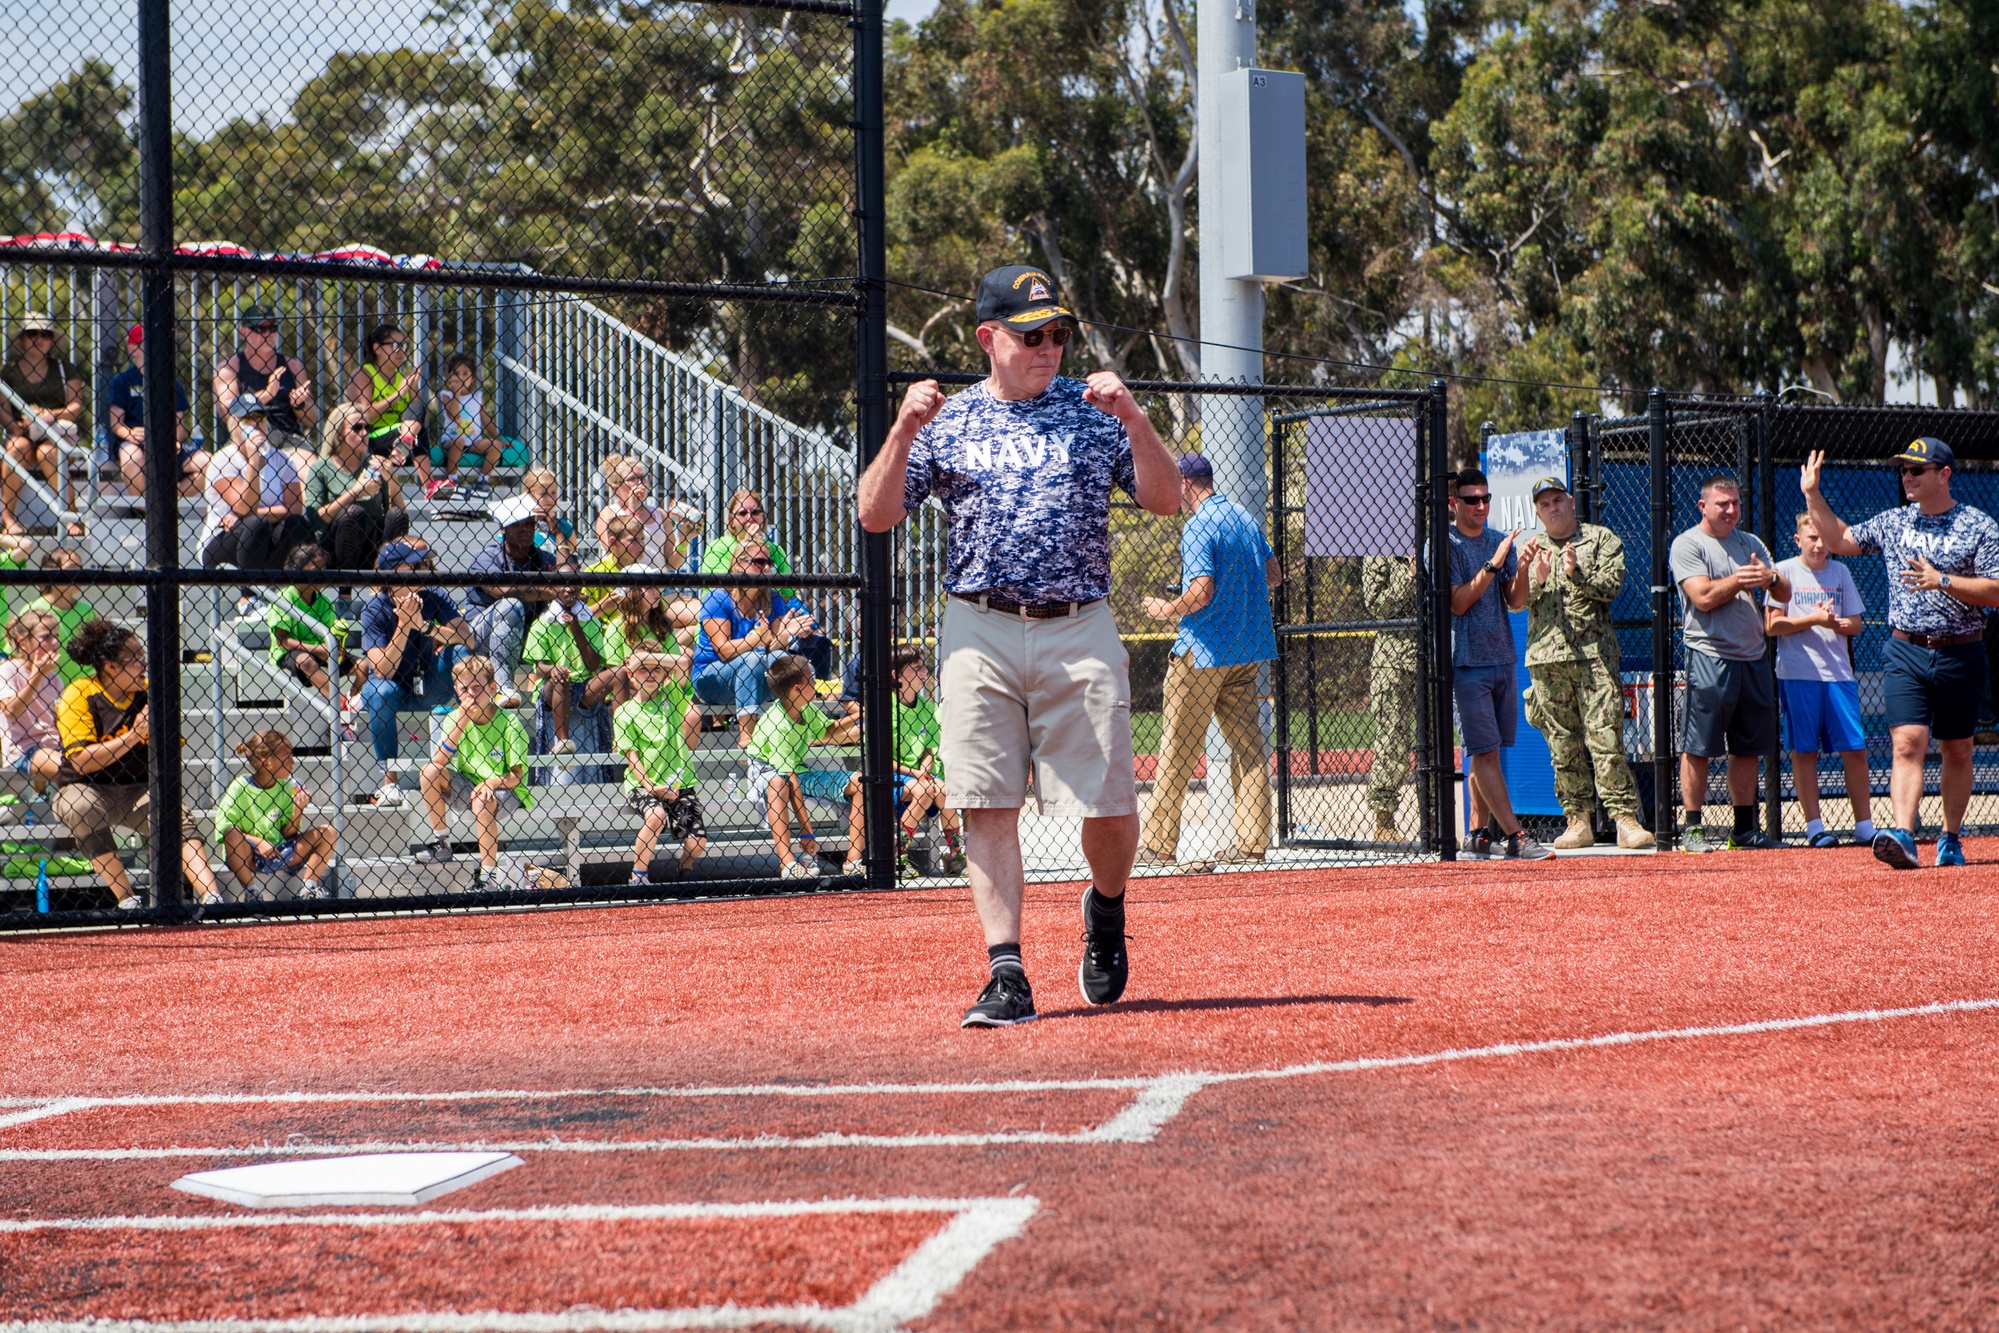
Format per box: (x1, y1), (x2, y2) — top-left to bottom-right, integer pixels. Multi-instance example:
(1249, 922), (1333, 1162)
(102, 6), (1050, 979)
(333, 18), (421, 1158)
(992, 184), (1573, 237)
(1848, 502), (1999, 637)
(902, 378), (1136, 604)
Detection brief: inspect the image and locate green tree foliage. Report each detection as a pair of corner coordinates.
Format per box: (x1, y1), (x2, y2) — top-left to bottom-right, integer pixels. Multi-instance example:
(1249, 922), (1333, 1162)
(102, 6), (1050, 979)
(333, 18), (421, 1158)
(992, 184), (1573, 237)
(9, 0), (1999, 421)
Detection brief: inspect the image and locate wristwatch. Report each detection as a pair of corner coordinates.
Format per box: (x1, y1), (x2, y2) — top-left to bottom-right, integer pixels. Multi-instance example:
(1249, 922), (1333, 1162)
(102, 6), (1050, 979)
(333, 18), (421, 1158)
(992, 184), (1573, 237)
(1482, 560), (1501, 575)
(1939, 574), (1953, 592)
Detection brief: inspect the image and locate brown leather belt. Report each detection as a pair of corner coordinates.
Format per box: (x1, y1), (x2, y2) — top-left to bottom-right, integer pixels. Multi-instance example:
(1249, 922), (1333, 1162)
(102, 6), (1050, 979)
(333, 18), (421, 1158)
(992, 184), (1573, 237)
(1891, 628), (1983, 648)
(953, 592), (1102, 619)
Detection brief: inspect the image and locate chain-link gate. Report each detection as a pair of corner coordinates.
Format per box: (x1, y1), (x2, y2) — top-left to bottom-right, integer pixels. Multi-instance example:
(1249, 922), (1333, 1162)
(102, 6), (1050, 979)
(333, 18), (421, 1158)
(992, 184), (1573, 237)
(1, 0), (895, 927)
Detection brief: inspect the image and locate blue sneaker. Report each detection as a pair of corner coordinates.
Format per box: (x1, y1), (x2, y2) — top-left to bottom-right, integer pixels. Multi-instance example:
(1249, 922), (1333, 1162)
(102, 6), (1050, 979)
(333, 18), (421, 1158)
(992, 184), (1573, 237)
(1935, 833), (1966, 868)
(1872, 828), (1920, 870)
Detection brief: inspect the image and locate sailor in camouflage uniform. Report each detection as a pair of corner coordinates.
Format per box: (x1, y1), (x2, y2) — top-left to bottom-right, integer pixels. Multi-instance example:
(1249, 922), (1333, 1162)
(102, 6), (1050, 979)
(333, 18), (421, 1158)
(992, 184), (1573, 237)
(1518, 477), (1654, 849)
(1360, 553), (1418, 843)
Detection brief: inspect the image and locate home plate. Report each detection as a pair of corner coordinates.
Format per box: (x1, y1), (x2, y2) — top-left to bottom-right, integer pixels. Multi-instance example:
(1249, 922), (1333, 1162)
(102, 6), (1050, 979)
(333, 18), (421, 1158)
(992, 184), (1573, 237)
(170, 1152), (523, 1208)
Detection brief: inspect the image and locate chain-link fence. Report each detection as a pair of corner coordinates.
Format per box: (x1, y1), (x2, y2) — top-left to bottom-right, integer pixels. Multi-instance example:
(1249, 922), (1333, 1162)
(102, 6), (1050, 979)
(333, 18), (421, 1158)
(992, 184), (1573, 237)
(1, 0), (888, 927)
(1555, 393), (1999, 848)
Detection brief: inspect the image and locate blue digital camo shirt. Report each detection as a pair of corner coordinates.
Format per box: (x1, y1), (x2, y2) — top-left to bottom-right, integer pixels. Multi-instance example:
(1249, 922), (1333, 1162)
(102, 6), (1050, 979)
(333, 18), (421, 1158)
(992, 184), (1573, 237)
(902, 378), (1137, 603)
(1848, 502), (1999, 637)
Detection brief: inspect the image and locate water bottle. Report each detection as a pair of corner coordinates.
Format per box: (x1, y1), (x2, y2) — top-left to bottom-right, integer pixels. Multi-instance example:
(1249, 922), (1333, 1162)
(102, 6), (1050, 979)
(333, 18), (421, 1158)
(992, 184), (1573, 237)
(34, 859), (49, 914)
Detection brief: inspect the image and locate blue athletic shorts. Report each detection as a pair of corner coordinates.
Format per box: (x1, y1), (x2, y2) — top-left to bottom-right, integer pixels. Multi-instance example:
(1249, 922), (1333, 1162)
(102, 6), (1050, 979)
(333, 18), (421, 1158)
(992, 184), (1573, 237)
(1883, 636), (1988, 741)
(1780, 677), (1867, 755)
(1453, 662), (1517, 756)
(252, 837), (300, 874)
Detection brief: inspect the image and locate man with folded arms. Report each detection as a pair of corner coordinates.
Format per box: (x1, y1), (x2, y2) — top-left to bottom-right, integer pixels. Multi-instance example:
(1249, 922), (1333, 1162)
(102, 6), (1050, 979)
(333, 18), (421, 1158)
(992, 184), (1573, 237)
(1801, 438), (1999, 868)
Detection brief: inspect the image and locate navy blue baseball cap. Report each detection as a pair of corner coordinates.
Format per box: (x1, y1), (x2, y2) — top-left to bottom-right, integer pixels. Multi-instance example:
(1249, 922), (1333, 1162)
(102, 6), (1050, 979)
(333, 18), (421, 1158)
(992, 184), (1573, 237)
(377, 540), (429, 571)
(1178, 453), (1214, 479)
(975, 265), (1075, 332)
(1894, 436), (1955, 468)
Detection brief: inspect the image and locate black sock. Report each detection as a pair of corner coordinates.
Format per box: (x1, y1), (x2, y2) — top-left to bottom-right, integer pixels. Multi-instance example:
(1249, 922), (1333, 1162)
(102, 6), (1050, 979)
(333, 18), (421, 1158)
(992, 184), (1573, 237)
(1733, 803), (1755, 836)
(1486, 818), (1504, 839)
(987, 943), (1024, 978)
(1085, 885), (1125, 933)
(1683, 811), (1703, 830)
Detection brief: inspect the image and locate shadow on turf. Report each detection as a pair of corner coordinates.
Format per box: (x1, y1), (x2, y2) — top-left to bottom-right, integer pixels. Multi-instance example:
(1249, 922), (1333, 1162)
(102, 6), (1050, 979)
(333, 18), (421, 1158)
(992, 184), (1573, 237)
(1038, 993), (1412, 1021)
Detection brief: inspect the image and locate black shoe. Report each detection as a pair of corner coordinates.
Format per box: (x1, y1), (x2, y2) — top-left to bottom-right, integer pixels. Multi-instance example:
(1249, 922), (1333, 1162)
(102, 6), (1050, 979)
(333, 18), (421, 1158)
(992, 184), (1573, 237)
(961, 970), (1037, 1027)
(1078, 887), (1129, 1005)
(1725, 829), (1783, 850)
(415, 836), (453, 864)
(1462, 830), (1496, 860)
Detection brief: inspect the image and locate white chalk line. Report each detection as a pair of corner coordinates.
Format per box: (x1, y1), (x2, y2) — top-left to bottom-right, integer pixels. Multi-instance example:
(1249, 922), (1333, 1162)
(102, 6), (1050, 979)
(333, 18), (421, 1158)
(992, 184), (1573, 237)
(0, 1195), (1041, 1333)
(5, 997), (1992, 1164)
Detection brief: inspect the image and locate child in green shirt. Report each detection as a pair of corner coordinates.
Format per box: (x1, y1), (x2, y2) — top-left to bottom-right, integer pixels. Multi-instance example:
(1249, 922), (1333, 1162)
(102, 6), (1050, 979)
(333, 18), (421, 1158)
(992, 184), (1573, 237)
(748, 652), (861, 879)
(268, 544), (366, 699)
(417, 653), (533, 884)
(886, 645), (964, 874)
(523, 553), (628, 757)
(27, 548), (92, 685)
(615, 648), (704, 884)
(216, 729), (337, 898)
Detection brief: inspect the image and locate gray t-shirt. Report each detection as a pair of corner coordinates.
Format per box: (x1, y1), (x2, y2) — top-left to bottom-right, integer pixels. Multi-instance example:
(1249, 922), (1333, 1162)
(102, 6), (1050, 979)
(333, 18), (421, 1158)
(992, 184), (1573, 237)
(1447, 525), (1517, 668)
(1670, 525), (1774, 662)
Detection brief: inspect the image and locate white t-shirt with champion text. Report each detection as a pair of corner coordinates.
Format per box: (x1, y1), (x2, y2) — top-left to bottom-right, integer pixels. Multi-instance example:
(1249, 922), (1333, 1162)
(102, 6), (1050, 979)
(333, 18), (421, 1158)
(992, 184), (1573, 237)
(1770, 556), (1864, 682)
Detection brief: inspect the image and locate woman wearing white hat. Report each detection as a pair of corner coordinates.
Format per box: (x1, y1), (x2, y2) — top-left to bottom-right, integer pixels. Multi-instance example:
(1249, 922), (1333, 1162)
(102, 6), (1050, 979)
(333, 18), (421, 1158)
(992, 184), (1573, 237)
(0, 312), (86, 535)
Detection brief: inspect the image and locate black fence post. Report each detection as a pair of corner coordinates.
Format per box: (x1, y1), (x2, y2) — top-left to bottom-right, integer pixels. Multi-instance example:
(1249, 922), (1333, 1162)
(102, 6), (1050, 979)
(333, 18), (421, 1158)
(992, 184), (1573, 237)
(1270, 413), (1291, 844)
(1756, 390), (1781, 838)
(139, 0), (183, 912)
(1412, 405), (1433, 855)
(852, 0), (895, 891)
(1428, 381), (1456, 859)
(1648, 388), (1674, 849)
(1570, 410), (1593, 523)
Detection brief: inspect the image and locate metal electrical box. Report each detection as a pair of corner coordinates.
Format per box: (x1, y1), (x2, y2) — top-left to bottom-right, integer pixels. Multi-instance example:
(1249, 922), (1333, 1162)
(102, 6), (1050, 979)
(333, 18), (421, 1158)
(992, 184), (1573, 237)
(1216, 67), (1308, 281)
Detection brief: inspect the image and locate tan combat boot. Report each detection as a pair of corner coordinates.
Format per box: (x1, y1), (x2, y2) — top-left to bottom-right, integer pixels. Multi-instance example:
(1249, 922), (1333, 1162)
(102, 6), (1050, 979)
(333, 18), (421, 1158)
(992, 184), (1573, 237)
(1373, 813), (1401, 843)
(1615, 815), (1656, 849)
(1552, 816), (1596, 850)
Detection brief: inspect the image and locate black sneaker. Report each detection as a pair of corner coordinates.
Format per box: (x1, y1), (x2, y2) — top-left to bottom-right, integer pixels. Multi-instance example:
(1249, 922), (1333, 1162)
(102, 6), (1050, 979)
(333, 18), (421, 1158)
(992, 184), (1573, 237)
(1078, 887), (1129, 1005)
(961, 970), (1037, 1028)
(1462, 830), (1496, 860)
(415, 836), (453, 864)
(1725, 829), (1783, 850)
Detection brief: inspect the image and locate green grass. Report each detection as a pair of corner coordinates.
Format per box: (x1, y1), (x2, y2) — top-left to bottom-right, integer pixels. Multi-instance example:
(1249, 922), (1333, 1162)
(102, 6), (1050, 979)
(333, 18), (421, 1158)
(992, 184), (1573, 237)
(1132, 710), (1375, 755)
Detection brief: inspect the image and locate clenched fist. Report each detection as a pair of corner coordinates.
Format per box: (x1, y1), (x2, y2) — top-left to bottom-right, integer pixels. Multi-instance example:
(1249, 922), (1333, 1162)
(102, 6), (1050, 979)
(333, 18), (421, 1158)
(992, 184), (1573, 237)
(896, 379), (946, 434)
(1082, 371), (1139, 422)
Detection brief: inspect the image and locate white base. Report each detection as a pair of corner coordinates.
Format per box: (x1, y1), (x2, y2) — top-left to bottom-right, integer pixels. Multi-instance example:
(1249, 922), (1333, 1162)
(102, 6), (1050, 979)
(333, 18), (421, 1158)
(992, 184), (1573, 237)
(171, 1151), (522, 1208)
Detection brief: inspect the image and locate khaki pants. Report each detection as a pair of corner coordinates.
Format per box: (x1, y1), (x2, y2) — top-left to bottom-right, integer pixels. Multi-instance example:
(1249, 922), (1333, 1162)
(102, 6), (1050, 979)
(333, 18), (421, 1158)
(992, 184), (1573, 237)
(1141, 654), (1269, 857)
(55, 783), (150, 858)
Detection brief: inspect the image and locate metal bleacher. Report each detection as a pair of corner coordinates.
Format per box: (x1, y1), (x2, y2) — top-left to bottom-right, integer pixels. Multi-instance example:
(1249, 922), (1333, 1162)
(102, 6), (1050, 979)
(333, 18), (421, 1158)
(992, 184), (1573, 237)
(0, 259), (921, 906)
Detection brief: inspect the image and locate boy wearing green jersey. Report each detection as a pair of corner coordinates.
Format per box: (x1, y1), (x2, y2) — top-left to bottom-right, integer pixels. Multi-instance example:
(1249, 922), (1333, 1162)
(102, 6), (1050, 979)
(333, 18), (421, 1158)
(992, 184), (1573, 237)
(268, 544), (365, 699)
(887, 645), (964, 873)
(748, 653), (861, 879)
(615, 649), (705, 883)
(417, 654), (533, 885)
(524, 552), (630, 757)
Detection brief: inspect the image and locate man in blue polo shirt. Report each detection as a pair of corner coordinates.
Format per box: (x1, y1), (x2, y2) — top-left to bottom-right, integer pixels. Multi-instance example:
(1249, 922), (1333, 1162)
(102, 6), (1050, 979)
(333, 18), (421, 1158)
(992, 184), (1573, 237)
(1802, 437), (1999, 868)
(1139, 452), (1280, 868)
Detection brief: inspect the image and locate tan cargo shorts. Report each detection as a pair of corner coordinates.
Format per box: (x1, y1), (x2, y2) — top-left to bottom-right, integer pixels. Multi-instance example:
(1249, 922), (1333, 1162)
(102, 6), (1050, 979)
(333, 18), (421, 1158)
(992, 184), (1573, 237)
(937, 596), (1137, 817)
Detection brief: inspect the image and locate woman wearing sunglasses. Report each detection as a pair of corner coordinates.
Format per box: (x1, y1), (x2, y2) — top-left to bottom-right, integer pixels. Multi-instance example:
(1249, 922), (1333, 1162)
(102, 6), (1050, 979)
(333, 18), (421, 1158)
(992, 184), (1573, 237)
(690, 540), (819, 749)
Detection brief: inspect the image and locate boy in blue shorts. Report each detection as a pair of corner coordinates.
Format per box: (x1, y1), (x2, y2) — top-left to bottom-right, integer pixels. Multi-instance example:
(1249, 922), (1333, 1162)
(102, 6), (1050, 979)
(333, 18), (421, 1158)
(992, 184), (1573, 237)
(1768, 513), (1875, 847)
(886, 644), (965, 873)
(747, 652), (861, 879)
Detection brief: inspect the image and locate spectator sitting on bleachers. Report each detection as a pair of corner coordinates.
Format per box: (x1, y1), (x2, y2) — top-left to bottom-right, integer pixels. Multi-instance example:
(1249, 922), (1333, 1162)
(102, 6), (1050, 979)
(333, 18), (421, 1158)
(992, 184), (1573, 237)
(104, 323), (202, 497)
(0, 608), (64, 793)
(269, 545), (368, 702)
(748, 652), (863, 879)
(522, 466), (578, 556)
(436, 353), (502, 498)
(523, 552), (628, 776)
(692, 539), (821, 749)
(308, 402), (409, 573)
(699, 489), (833, 679)
(1, 311), (86, 535)
(600, 571), (694, 656)
(212, 306), (317, 482)
(616, 648), (704, 885)
(595, 453), (700, 571)
(586, 517), (700, 631)
(51, 618), (150, 909)
(465, 495), (556, 710)
(415, 653), (533, 888)
(359, 540), (473, 810)
(26, 549), (93, 686)
(886, 644), (965, 874)
(346, 322), (445, 501)
(217, 729), (336, 900)
(200, 402), (316, 586)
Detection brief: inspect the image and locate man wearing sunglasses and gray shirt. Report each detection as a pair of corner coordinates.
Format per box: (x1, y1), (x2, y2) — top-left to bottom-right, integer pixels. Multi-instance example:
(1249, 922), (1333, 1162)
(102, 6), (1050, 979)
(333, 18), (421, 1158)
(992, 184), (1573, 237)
(858, 264), (1180, 1029)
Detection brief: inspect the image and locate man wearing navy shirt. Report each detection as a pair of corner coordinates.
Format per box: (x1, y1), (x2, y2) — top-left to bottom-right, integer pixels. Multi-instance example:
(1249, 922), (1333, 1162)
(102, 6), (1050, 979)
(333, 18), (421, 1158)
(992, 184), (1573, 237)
(1802, 438), (1999, 868)
(859, 264), (1179, 1028)
(1138, 452), (1280, 869)
(102, 324), (201, 496)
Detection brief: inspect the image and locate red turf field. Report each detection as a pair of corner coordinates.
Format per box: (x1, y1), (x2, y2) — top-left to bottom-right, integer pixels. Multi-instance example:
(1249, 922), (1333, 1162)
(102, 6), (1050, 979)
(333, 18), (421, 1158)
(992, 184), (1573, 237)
(6, 847), (1999, 1330)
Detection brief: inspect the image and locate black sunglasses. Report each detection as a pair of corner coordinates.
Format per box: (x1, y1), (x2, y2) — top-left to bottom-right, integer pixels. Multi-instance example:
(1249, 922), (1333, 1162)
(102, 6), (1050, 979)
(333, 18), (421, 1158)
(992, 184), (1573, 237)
(1900, 465), (1936, 477)
(741, 558), (774, 569)
(735, 505), (764, 517)
(1013, 325), (1073, 348)
(1457, 493), (1492, 505)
